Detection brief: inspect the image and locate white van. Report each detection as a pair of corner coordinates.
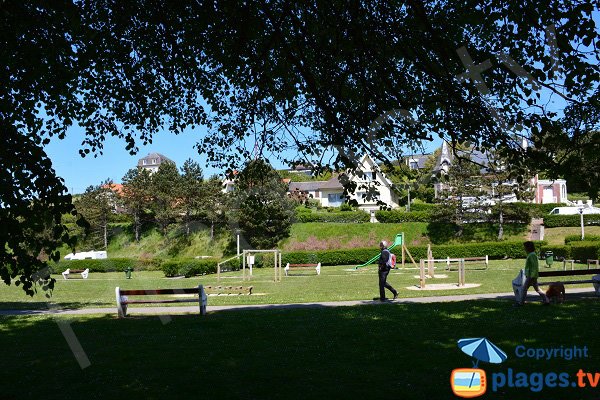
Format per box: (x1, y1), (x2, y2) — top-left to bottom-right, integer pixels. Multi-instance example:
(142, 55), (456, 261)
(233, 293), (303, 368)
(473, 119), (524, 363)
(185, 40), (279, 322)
(549, 206), (600, 215)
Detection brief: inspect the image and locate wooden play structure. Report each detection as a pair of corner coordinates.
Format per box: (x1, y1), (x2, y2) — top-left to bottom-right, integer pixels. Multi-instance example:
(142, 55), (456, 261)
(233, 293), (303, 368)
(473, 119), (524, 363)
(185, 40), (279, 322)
(355, 233), (419, 269)
(417, 244), (484, 288)
(217, 250), (282, 282)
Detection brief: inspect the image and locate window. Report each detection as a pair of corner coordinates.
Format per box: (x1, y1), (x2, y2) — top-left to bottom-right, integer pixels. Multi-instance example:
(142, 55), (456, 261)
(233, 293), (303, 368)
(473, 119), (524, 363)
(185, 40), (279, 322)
(327, 193), (344, 206)
(142, 160), (147, 165)
(152, 158), (157, 164)
(409, 161), (419, 170)
(364, 171), (376, 181)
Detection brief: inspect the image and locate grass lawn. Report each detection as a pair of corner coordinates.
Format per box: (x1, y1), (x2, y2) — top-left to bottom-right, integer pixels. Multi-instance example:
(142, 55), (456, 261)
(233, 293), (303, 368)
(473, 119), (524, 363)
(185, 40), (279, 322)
(2, 300), (600, 399)
(282, 222), (430, 250)
(544, 226), (600, 245)
(0, 260), (595, 311)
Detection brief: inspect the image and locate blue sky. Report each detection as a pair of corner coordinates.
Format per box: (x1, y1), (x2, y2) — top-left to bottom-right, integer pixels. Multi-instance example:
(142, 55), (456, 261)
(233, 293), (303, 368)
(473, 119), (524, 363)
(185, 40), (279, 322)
(44, 125), (223, 194)
(44, 124), (442, 194)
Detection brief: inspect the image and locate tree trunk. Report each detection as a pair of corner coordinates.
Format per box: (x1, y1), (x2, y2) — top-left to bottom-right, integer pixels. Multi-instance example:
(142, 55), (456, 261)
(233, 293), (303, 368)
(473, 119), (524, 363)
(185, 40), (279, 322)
(134, 212), (140, 242)
(210, 221), (214, 241)
(103, 220), (108, 250)
(497, 208), (504, 241)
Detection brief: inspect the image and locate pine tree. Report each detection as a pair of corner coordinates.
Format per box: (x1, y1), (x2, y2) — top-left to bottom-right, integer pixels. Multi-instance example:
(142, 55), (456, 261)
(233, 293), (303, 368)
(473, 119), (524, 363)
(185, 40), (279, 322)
(180, 159), (204, 237)
(232, 160), (295, 249)
(122, 168), (152, 242)
(74, 180), (114, 249)
(203, 175), (227, 241)
(150, 162), (182, 235)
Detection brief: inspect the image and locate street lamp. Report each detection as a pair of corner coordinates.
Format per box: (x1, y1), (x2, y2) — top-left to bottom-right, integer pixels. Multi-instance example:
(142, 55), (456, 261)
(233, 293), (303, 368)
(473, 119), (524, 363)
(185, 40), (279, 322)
(579, 207), (585, 240)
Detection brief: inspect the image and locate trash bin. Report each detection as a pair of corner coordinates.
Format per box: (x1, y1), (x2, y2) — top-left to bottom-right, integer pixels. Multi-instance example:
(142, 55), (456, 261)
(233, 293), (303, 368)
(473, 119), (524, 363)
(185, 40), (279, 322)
(544, 251), (554, 267)
(125, 267), (133, 279)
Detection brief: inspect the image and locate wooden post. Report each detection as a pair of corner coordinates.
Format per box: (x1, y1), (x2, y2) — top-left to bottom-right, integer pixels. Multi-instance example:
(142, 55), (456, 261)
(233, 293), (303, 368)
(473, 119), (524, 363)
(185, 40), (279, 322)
(427, 244), (434, 278)
(198, 285), (207, 316)
(402, 244), (405, 268)
(278, 252), (282, 282)
(419, 259), (426, 288)
(458, 259), (465, 287)
(217, 263), (221, 282)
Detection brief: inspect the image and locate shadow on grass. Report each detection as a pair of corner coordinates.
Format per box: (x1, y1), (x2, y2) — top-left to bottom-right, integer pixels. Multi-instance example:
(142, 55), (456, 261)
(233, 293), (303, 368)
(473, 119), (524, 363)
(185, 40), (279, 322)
(1, 299), (600, 400)
(0, 301), (110, 312)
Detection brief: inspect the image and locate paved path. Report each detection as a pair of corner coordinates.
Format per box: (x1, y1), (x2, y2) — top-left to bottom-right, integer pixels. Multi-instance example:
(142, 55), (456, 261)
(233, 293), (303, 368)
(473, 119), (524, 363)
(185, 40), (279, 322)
(1, 288), (596, 316)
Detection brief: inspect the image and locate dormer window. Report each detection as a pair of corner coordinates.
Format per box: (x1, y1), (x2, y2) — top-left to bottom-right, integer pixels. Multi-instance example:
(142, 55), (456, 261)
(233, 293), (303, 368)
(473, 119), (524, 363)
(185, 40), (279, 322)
(364, 172), (376, 181)
(142, 160), (147, 165)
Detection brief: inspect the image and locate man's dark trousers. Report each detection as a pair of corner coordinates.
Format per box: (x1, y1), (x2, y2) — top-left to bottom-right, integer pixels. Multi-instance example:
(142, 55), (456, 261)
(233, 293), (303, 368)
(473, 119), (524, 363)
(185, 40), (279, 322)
(379, 268), (397, 299)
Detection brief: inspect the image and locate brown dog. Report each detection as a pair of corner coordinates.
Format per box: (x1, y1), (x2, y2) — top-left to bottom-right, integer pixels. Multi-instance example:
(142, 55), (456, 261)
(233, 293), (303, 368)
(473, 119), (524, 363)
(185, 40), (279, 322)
(546, 282), (566, 304)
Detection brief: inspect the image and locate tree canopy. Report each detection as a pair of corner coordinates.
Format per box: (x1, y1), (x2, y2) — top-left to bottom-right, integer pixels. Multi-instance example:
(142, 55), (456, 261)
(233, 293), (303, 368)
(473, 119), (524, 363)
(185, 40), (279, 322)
(2, 0), (599, 294)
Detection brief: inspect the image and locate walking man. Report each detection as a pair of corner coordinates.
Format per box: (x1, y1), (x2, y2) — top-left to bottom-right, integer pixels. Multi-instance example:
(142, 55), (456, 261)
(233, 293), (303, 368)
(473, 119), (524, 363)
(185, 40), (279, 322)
(374, 240), (398, 301)
(517, 241), (550, 306)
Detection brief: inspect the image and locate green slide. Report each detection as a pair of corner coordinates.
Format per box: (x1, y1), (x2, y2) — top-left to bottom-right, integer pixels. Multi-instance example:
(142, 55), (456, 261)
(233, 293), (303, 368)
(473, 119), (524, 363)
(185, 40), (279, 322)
(354, 233), (404, 269)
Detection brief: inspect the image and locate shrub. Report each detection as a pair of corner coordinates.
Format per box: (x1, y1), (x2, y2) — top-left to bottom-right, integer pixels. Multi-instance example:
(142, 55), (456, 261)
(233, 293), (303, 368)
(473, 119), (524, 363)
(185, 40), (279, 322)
(570, 242), (600, 261)
(375, 210), (431, 223)
(339, 203), (354, 212)
(543, 214), (600, 228)
(53, 258), (162, 273)
(161, 259), (220, 277)
(540, 245), (571, 260)
(564, 235), (600, 244)
(296, 211), (370, 223)
(408, 203), (439, 212)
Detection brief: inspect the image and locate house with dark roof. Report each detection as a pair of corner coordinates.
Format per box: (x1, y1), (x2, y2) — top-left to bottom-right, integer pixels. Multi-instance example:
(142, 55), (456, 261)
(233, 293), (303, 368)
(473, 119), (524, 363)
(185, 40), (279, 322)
(287, 154), (400, 212)
(432, 141), (569, 204)
(137, 153), (175, 174)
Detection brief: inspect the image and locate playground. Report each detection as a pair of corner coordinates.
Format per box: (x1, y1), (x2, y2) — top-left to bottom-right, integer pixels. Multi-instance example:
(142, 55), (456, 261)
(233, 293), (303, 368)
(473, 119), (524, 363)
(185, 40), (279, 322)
(2, 233), (600, 399)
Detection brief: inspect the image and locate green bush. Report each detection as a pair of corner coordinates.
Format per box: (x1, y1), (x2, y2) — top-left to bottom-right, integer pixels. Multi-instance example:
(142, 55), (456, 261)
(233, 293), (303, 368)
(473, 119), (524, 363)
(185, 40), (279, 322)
(564, 235), (600, 244)
(540, 245), (571, 259)
(375, 210), (431, 223)
(408, 203), (439, 212)
(530, 203), (563, 217)
(296, 211), (370, 223)
(540, 242), (600, 261)
(161, 259), (221, 278)
(570, 242), (600, 261)
(543, 214), (600, 228)
(53, 258), (162, 273)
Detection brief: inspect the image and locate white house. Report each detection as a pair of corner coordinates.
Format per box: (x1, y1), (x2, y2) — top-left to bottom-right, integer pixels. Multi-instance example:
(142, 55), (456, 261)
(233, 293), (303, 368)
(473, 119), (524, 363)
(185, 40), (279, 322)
(137, 152), (175, 174)
(288, 154), (400, 212)
(532, 176), (568, 204)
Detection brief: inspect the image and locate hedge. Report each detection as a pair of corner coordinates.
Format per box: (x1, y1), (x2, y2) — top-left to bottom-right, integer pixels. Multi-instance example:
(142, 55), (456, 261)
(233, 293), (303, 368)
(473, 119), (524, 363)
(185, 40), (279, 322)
(564, 235), (600, 244)
(543, 214), (600, 228)
(375, 210), (431, 223)
(540, 242), (600, 261)
(282, 241), (545, 266)
(408, 203), (439, 212)
(296, 211), (370, 223)
(162, 259), (220, 278)
(52, 258), (162, 273)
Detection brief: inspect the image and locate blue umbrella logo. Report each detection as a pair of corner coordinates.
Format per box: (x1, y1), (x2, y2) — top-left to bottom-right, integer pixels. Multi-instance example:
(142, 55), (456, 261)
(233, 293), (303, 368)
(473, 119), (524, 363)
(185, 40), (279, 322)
(458, 337), (507, 368)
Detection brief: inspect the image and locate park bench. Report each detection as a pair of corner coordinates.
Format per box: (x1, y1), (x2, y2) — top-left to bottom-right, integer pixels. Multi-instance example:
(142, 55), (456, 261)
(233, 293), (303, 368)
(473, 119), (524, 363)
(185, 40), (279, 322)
(115, 285), (255, 317)
(538, 268), (600, 296)
(443, 256), (488, 271)
(284, 263), (321, 276)
(204, 285), (253, 295)
(62, 268), (89, 280)
(116, 286), (207, 318)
